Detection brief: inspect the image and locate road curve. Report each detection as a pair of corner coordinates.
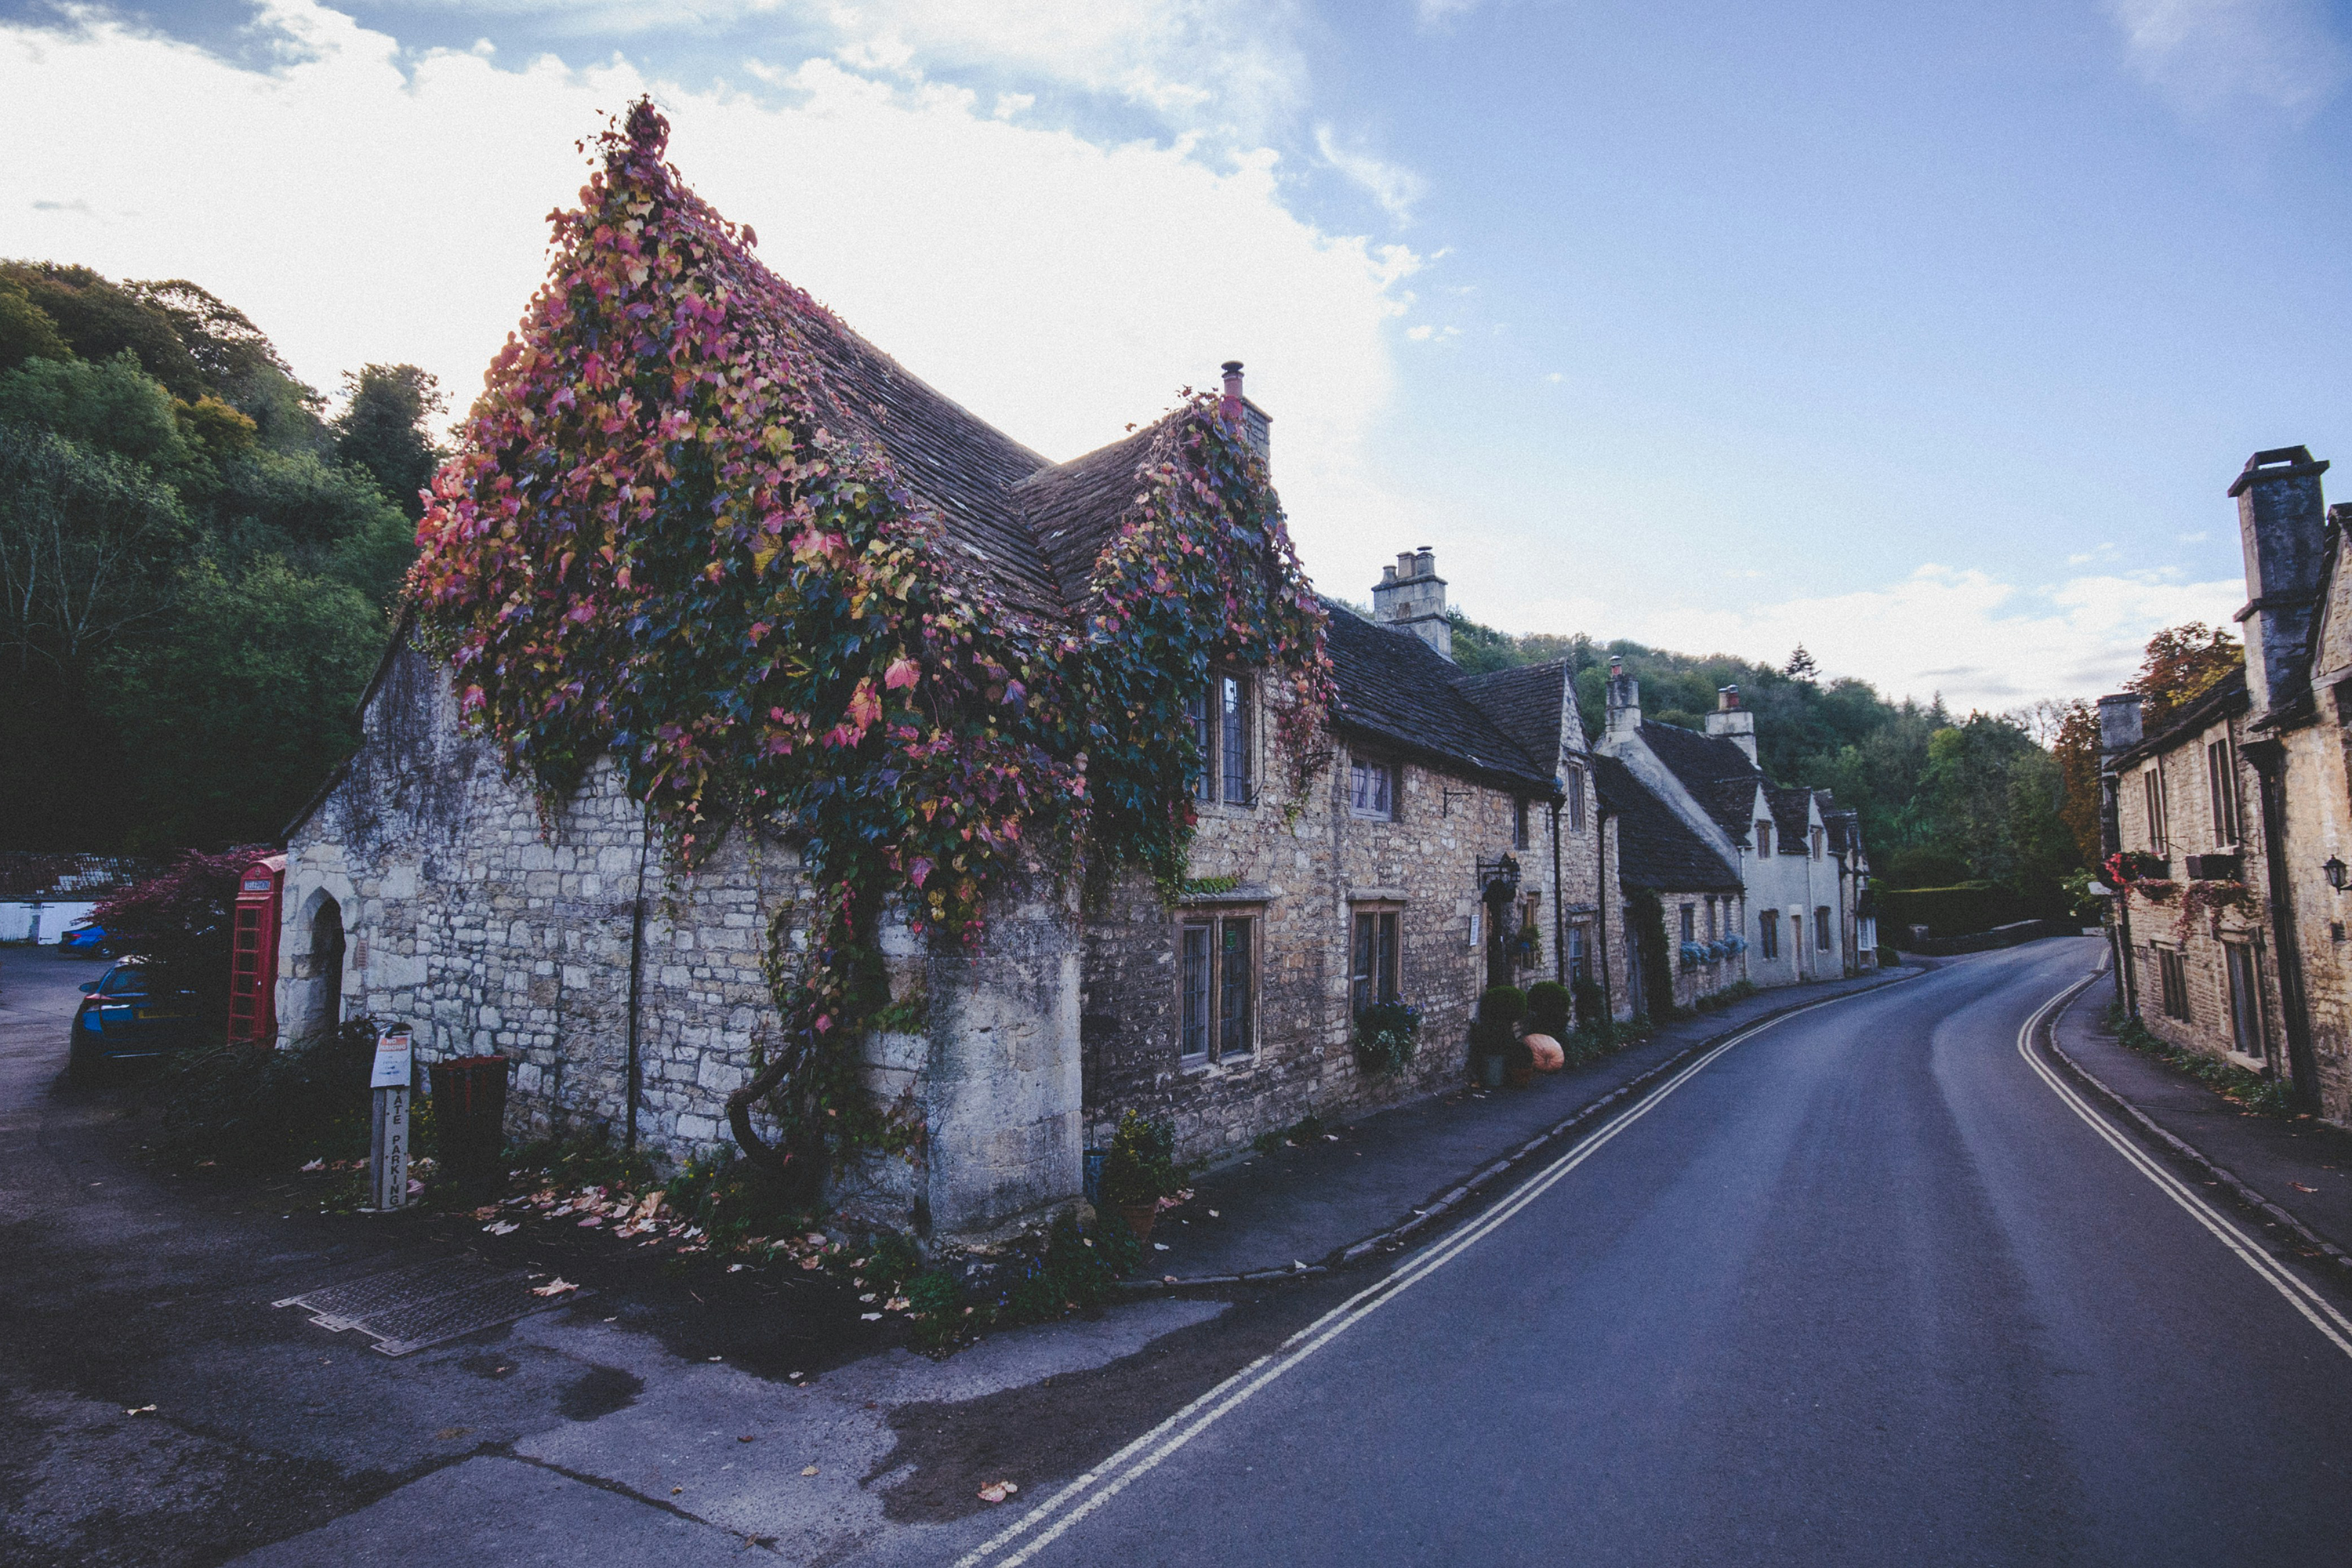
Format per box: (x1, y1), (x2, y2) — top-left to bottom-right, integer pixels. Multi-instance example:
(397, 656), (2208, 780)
(962, 938), (2352, 1567)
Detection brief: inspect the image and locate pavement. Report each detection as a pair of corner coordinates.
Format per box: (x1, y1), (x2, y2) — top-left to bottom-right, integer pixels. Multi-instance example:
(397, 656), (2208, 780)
(2048, 971), (2352, 1268)
(1143, 961), (1926, 1281)
(923, 936), (2352, 1567)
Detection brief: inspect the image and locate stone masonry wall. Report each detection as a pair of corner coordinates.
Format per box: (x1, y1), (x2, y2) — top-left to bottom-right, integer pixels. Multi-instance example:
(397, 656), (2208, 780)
(284, 639), (1082, 1237)
(1080, 720), (1555, 1169)
(2112, 714), (2293, 1087)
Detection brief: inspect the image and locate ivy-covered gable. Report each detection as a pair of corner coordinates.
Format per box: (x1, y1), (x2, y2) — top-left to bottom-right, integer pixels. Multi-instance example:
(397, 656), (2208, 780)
(405, 100), (1330, 1185)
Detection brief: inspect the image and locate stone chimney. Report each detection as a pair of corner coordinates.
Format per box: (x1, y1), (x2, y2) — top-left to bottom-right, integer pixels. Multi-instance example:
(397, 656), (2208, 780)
(2096, 692), (2143, 757)
(1605, 656), (1641, 739)
(2230, 445), (2331, 719)
(1372, 547), (1450, 659)
(1218, 361), (1272, 463)
(1704, 684), (1759, 764)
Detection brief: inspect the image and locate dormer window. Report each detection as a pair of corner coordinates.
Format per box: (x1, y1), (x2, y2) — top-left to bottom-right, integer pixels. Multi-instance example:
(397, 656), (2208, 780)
(1756, 819), (1773, 857)
(1187, 673), (1255, 807)
(1565, 766), (1587, 833)
(1810, 825), (1825, 859)
(1350, 757), (1396, 820)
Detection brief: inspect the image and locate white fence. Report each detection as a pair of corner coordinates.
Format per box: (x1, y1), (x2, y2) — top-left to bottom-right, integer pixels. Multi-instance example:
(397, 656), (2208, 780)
(0, 901), (100, 945)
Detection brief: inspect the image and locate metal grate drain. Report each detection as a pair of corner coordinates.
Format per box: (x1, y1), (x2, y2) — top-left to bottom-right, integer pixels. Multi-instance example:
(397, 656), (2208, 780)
(274, 1255), (590, 1356)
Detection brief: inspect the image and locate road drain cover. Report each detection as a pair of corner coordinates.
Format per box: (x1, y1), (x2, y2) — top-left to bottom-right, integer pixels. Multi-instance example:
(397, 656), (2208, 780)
(274, 1256), (590, 1356)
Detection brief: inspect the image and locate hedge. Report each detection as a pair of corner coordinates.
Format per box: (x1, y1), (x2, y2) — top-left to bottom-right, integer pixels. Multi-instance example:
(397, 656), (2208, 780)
(1877, 881), (2022, 941)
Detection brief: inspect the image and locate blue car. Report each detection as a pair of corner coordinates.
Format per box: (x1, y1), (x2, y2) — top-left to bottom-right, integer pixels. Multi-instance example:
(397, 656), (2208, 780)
(68, 959), (202, 1083)
(59, 919), (110, 956)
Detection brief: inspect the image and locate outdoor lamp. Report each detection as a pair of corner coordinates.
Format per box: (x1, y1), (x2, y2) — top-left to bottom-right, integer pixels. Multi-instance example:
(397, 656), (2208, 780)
(2328, 857), (2348, 893)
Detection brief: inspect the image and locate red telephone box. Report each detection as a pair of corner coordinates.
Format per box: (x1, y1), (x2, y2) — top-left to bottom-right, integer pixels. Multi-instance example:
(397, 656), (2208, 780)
(227, 854), (285, 1045)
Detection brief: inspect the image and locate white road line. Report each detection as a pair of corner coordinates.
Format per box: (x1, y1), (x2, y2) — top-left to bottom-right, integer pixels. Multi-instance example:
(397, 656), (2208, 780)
(957, 977), (1919, 1568)
(2016, 975), (2352, 1360)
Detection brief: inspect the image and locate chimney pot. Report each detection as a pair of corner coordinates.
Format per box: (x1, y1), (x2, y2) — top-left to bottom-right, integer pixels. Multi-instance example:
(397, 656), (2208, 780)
(2096, 692), (2144, 757)
(1370, 545), (1450, 660)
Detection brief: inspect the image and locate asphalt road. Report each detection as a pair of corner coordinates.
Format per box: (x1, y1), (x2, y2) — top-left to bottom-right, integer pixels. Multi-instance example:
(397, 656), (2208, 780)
(937, 938), (2352, 1568)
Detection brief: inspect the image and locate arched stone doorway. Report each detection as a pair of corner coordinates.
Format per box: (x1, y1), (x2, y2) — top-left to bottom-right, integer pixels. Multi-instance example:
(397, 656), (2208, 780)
(293, 892), (347, 1041)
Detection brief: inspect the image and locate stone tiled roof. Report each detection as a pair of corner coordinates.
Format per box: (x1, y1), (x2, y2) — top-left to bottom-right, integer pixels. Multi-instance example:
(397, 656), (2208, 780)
(1010, 423), (1167, 608)
(1766, 786), (1815, 853)
(1454, 662), (1573, 779)
(788, 307), (1067, 619)
(1592, 754), (1742, 893)
(1324, 606), (1556, 795)
(1637, 721), (1764, 844)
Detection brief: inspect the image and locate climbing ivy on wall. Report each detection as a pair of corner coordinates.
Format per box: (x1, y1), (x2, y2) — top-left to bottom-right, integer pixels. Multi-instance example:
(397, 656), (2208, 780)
(410, 100), (1330, 1189)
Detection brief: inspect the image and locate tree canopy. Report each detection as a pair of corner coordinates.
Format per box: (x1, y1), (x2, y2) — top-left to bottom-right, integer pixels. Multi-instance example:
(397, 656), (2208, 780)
(0, 258), (443, 851)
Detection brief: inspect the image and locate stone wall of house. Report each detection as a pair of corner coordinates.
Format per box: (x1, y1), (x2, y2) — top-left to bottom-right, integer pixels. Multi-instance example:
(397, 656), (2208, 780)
(2273, 720), (2352, 1122)
(282, 640), (1083, 1240)
(2111, 715), (2296, 1091)
(1079, 722), (1548, 1168)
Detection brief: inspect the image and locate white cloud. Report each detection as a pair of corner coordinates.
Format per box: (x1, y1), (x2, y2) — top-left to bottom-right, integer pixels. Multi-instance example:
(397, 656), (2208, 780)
(1507, 564), (2245, 710)
(2106, 0), (2350, 113)
(0, 2), (1417, 555)
(1312, 123), (1425, 223)
(405, 0), (1312, 138)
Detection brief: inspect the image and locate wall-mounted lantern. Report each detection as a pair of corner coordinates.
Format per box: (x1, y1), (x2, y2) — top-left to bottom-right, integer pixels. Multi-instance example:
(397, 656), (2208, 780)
(2326, 856), (2347, 893)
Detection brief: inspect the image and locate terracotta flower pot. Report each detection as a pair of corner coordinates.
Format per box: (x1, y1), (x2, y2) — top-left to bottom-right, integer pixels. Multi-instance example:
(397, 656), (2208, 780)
(1116, 1202), (1158, 1243)
(1505, 1062), (1535, 1089)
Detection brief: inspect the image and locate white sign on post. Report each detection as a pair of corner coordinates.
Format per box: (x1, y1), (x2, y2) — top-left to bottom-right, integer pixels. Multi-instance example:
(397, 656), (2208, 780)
(366, 1026), (413, 1213)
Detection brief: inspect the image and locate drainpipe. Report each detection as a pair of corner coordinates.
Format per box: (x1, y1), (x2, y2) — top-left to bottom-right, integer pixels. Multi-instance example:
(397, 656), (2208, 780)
(625, 812), (651, 1150)
(1595, 806), (1616, 1021)
(2245, 740), (2320, 1109)
(1551, 802), (1566, 987)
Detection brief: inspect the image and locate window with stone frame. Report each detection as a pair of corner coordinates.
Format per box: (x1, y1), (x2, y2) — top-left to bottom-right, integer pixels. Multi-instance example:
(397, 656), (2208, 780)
(1513, 797), (1530, 851)
(1809, 824), (1825, 859)
(1517, 892), (1542, 969)
(2207, 737), (2241, 847)
(1185, 673), (1255, 808)
(1180, 912), (1257, 1062)
(1351, 905), (1401, 1016)
(1565, 766), (1587, 833)
(1349, 756), (1396, 820)
(1755, 819), (1773, 857)
(1814, 905), (1833, 952)
(1680, 904), (1696, 945)
(1759, 911), (1780, 960)
(2224, 942), (2265, 1060)
(2143, 767), (2169, 857)
(1567, 920), (1592, 983)
(2156, 946), (2190, 1022)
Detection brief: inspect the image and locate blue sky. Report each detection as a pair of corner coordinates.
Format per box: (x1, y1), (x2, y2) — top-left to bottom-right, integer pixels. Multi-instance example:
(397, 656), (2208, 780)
(5, 0), (2348, 709)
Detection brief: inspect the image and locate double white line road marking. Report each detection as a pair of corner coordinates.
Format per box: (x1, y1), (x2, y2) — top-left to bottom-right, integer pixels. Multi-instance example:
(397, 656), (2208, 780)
(2015, 972), (2352, 1360)
(955, 983), (1901, 1568)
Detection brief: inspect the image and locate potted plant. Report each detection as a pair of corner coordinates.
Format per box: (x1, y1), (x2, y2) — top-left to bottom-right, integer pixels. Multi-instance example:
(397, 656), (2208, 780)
(1470, 985), (1529, 1089)
(1354, 1000), (1422, 1076)
(1099, 1109), (1178, 1243)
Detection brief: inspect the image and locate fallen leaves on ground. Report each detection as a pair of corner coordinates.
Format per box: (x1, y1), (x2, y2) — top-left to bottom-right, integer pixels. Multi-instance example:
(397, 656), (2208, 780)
(2292, 1181), (2319, 1192)
(123, 1404), (155, 1417)
(530, 1277), (579, 1297)
(977, 1480), (1019, 1504)
(801, 1465), (820, 1477)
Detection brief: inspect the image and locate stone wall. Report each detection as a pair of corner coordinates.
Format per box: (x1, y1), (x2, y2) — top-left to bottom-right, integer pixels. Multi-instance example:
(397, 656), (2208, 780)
(1078, 721), (1555, 1168)
(283, 639), (1081, 1240)
(2111, 711), (2294, 1088)
(2273, 718), (2352, 1121)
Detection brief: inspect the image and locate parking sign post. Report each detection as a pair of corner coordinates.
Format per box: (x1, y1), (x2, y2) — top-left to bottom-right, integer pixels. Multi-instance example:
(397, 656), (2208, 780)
(365, 1025), (413, 1213)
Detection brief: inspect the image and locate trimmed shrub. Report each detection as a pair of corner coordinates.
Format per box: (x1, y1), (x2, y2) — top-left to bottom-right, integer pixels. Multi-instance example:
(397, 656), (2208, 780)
(1524, 981), (1570, 1038)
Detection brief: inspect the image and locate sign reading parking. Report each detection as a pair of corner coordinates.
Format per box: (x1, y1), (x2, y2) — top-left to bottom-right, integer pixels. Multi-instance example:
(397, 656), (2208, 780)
(366, 1026), (412, 1212)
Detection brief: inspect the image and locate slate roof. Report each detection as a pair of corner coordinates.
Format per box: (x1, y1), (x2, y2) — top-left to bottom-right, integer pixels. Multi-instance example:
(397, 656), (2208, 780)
(1324, 606), (1556, 795)
(1454, 662), (1574, 779)
(1636, 721), (1764, 845)
(1010, 424), (1164, 608)
(1592, 754), (1742, 893)
(1765, 786), (1815, 853)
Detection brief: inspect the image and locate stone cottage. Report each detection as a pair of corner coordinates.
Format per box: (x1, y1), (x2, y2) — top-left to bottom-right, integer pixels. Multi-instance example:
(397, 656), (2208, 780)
(2100, 666), (2283, 1080)
(2101, 445), (2352, 1123)
(277, 205), (1594, 1239)
(1592, 666), (1871, 991)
